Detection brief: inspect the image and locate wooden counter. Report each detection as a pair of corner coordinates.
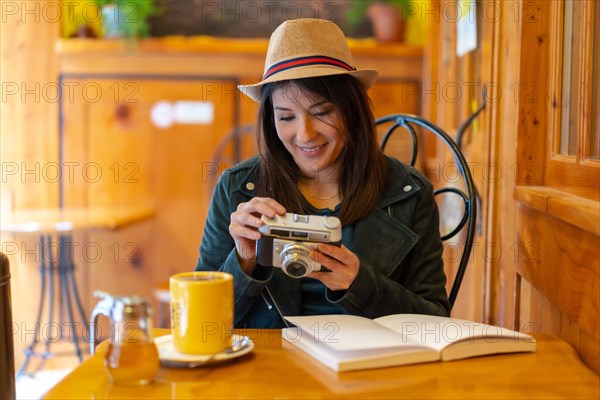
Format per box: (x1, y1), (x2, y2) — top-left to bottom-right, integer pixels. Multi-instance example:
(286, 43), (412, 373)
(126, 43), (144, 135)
(57, 37), (424, 80)
(0, 206), (155, 233)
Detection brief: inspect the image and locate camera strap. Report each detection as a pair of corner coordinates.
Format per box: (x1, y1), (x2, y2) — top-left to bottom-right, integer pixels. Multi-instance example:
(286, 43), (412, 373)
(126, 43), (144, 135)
(263, 286), (292, 328)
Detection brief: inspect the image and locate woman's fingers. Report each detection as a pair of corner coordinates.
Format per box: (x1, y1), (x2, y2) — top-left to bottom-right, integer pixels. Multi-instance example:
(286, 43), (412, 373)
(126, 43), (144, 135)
(314, 243), (350, 265)
(229, 222), (262, 241)
(230, 212), (263, 236)
(236, 197), (286, 219)
(230, 197), (286, 240)
(309, 244), (359, 290)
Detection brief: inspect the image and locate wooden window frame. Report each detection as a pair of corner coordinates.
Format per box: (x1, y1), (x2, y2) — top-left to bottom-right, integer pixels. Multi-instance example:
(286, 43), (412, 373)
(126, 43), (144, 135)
(546, 0), (599, 200)
(514, 0), (599, 235)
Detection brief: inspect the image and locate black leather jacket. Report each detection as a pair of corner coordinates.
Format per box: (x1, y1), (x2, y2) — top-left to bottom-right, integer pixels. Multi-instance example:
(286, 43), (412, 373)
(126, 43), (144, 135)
(196, 156), (450, 328)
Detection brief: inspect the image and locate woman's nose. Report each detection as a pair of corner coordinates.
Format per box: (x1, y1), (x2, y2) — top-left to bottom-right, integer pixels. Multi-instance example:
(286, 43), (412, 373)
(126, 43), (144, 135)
(296, 117), (317, 142)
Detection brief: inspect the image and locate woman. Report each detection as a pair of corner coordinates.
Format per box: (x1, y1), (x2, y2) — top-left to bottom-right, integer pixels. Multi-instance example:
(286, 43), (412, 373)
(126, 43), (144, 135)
(196, 19), (449, 328)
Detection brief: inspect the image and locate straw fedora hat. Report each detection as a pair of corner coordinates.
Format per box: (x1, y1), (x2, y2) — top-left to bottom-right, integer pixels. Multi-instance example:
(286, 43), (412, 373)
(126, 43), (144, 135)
(238, 18), (379, 102)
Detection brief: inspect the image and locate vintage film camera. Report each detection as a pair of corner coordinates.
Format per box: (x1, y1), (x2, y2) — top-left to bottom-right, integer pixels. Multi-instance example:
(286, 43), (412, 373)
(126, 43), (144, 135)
(255, 213), (342, 278)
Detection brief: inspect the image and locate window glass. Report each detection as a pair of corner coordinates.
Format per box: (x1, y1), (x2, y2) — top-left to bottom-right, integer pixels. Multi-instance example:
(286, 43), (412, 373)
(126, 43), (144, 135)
(559, 0), (581, 156)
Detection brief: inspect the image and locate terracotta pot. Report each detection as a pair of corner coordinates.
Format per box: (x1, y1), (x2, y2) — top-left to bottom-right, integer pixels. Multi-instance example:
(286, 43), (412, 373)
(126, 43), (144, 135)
(73, 25), (97, 38)
(367, 3), (405, 43)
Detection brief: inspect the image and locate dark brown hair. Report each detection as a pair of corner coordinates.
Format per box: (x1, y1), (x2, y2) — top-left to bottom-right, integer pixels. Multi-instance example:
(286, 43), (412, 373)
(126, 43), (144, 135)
(256, 75), (390, 224)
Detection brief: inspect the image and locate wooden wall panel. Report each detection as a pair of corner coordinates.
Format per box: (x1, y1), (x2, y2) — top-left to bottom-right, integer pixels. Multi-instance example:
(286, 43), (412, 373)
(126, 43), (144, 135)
(519, 278), (600, 373)
(85, 80), (156, 209)
(516, 205), (599, 357)
(485, 0), (524, 329)
(0, 1), (60, 209)
(514, 1), (549, 187)
(517, 205), (599, 328)
(61, 78), (87, 207)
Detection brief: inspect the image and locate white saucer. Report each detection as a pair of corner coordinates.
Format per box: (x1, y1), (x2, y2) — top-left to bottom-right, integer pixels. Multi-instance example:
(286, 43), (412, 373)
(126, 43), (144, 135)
(154, 334), (254, 367)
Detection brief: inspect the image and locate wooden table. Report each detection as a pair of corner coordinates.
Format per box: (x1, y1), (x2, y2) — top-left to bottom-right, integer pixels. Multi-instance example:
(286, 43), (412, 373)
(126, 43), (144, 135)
(44, 329), (599, 399)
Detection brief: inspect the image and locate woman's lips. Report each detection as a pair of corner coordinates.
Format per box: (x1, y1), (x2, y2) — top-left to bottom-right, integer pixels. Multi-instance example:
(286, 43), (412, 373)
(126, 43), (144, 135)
(297, 143), (327, 155)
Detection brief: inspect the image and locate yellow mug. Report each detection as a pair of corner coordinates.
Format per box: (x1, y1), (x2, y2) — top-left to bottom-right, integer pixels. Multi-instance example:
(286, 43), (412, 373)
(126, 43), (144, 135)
(169, 271), (233, 355)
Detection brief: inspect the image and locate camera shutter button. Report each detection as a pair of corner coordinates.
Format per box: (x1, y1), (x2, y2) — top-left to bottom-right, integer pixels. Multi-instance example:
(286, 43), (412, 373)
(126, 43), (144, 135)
(323, 216), (341, 230)
(262, 214), (277, 223)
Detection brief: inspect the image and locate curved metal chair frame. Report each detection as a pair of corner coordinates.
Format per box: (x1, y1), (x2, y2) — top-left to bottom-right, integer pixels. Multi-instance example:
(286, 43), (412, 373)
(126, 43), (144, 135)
(208, 123), (256, 190)
(376, 114), (477, 309)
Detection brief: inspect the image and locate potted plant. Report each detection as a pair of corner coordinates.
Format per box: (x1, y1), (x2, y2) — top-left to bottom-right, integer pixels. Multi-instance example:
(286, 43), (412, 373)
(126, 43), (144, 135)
(93, 0), (160, 39)
(346, 0), (412, 43)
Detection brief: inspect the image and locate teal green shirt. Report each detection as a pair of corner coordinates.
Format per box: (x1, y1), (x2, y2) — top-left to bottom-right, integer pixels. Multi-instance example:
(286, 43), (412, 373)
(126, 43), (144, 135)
(300, 203), (347, 315)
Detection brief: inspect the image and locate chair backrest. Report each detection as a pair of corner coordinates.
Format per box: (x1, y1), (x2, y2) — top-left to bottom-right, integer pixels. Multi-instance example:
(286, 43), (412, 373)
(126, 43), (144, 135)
(376, 114), (477, 310)
(208, 124), (257, 191)
(0, 252), (16, 399)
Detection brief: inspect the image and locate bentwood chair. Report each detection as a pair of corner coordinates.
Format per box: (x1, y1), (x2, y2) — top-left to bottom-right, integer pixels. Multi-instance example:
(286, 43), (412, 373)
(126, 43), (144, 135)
(376, 114), (477, 310)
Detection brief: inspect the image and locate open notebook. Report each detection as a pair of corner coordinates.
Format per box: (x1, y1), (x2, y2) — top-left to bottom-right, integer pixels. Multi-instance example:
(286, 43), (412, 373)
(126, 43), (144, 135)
(282, 314), (537, 372)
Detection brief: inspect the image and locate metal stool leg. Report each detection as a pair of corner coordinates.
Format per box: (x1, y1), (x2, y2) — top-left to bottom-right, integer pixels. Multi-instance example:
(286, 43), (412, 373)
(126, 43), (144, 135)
(62, 235), (87, 327)
(59, 235), (84, 362)
(16, 234), (50, 378)
(41, 235), (56, 371)
(16, 233), (89, 378)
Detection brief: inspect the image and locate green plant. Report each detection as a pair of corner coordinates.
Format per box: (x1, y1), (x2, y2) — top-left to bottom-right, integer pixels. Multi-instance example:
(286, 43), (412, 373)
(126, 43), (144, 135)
(346, 0), (412, 27)
(93, 0), (161, 38)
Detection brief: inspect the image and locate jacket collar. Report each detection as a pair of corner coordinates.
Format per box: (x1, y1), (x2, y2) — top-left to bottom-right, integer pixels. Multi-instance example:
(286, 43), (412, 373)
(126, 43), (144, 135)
(376, 157), (421, 209)
(235, 157), (262, 198)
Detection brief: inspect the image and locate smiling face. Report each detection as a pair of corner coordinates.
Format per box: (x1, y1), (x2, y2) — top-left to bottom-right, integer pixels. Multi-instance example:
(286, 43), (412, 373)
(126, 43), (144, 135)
(271, 85), (347, 181)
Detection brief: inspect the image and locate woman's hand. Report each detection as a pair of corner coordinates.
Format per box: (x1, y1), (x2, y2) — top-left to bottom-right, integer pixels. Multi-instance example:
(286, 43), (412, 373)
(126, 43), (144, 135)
(309, 244), (360, 291)
(229, 197), (286, 275)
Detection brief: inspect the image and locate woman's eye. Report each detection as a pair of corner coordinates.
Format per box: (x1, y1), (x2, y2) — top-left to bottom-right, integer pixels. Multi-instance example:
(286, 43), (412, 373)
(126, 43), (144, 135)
(277, 115), (294, 122)
(314, 109), (332, 118)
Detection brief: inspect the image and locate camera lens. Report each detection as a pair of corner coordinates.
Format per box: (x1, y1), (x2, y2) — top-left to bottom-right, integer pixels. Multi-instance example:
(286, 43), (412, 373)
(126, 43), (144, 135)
(286, 262), (308, 278)
(280, 243), (314, 278)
